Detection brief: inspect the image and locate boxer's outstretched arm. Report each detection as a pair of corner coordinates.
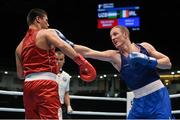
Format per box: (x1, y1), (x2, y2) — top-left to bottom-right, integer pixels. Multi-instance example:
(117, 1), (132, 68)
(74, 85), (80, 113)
(53, 29), (118, 62)
(73, 45), (116, 62)
(52, 29), (121, 71)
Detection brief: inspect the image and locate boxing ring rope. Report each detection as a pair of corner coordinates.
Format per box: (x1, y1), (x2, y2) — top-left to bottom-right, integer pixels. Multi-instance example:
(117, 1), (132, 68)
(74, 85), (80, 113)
(70, 95), (127, 101)
(0, 90), (23, 96)
(0, 90), (180, 116)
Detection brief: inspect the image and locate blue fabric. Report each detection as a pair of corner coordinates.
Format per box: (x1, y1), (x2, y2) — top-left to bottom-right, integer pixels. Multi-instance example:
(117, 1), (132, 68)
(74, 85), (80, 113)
(120, 44), (160, 90)
(127, 87), (173, 119)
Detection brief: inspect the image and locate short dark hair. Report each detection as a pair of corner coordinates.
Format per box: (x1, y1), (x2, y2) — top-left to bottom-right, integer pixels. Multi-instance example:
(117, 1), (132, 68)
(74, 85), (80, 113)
(26, 8), (47, 25)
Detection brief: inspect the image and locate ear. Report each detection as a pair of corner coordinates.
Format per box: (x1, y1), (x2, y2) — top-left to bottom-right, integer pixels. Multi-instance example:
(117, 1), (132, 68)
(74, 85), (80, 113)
(123, 31), (129, 39)
(35, 16), (41, 23)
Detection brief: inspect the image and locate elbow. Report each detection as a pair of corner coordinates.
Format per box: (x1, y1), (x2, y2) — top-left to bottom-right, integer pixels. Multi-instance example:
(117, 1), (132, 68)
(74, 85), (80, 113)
(163, 58), (172, 69)
(166, 57), (172, 69)
(167, 61), (172, 69)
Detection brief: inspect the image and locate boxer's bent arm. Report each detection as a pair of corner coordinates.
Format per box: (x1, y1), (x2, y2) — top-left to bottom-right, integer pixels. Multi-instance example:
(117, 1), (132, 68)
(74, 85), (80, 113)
(141, 42), (172, 69)
(45, 29), (97, 82)
(153, 51), (171, 69)
(15, 41), (24, 79)
(54, 29), (74, 47)
(15, 51), (24, 79)
(45, 29), (79, 59)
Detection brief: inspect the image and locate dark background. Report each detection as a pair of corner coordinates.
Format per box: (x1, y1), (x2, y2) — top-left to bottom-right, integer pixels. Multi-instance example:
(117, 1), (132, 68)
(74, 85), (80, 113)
(0, 0), (180, 119)
(0, 0), (180, 74)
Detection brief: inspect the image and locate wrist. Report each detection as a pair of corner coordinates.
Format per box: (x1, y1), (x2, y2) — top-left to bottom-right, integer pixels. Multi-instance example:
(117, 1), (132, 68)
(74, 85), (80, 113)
(74, 54), (86, 66)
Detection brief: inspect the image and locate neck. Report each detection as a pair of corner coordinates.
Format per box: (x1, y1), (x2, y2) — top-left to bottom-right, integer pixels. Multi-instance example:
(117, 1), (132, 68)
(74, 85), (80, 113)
(29, 24), (41, 30)
(119, 41), (133, 55)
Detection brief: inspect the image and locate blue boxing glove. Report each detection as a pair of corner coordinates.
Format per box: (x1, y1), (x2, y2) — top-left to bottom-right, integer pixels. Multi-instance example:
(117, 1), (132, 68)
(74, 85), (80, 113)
(54, 29), (75, 47)
(128, 52), (157, 69)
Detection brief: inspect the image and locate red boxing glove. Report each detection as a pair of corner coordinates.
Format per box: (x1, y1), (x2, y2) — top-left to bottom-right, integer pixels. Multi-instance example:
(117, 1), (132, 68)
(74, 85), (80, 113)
(74, 54), (96, 82)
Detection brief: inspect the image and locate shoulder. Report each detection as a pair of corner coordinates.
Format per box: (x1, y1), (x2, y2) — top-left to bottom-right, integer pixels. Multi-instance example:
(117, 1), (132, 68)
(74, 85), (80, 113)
(38, 28), (57, 37)
(139, 42), (156, 52)
(108, 50), (121, 59)
(139, 42), (154, 48)
(61, 71), (72, 79)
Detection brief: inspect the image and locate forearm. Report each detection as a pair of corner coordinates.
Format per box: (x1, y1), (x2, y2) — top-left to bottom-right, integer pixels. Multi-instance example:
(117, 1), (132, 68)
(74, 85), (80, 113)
(15, 53), (24, 79)
(17, 68), (24, 79)
(74, 45), (113, 62)
(47, 29), (79, 60)
(57, 42), (79, 60)
(64, 93), (71, 107)
(157, 57), (172, 69)
(65, 93), (73, 113)
(73, 45), (93, 57)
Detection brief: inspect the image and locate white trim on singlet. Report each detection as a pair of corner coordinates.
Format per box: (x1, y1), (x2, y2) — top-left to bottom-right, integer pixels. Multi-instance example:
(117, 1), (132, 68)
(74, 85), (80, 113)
(132, 79), (164, 98)
(25, 72), (57, 82)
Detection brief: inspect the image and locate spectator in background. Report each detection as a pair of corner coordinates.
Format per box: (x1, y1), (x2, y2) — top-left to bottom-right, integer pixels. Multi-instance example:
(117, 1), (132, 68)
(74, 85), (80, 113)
(55, 50), (73, 119)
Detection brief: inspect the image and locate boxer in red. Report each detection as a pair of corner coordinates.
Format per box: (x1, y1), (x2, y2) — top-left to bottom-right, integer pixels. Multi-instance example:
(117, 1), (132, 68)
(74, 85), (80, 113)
(15, 8), (96, 119)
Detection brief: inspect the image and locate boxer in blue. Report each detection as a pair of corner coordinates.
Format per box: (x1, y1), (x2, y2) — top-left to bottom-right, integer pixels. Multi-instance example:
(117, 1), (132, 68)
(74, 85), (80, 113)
(56, 25), (174, 119)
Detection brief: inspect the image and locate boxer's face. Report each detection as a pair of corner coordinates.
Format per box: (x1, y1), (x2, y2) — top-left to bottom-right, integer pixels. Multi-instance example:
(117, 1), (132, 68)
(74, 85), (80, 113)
(110, 27), (127, 49)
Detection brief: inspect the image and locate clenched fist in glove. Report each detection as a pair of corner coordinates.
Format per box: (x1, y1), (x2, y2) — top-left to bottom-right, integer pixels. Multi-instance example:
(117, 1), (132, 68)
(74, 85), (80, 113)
(128, 52), (157, 69)
(74, 54), (96, 82)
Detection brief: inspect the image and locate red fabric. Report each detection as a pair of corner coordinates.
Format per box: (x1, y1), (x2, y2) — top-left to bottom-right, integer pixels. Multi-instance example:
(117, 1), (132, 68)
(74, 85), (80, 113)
(21, 29), (58, 76)
(23, 80), (61, 119)
(74, 54), (97, 82)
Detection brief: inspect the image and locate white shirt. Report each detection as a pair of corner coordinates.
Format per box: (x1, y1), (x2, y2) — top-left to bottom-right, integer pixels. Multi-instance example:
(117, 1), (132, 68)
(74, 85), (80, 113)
(56, 71), (71, 104)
